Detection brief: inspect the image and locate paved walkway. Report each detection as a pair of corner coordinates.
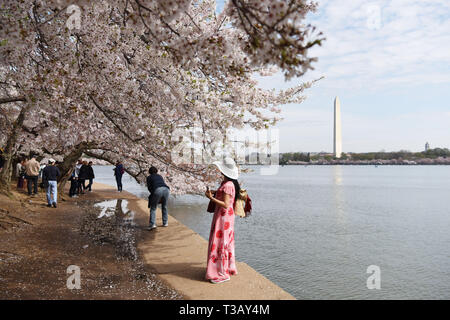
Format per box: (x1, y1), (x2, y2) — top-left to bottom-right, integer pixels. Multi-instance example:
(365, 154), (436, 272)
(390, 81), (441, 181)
(94, 182), (295, 300)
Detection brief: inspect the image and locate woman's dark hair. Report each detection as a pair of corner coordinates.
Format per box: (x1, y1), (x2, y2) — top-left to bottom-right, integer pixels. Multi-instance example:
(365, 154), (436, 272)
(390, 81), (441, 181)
(149, 166), (158, 175)
(223, 174), (240, 202)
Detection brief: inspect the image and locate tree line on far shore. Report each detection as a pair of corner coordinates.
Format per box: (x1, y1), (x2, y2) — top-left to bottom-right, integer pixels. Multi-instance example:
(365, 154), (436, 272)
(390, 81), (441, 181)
(278, 148), (450, 164)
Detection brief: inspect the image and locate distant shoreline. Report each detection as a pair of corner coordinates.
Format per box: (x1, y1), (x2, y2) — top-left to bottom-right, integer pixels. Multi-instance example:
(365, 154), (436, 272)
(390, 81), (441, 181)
(246, 161), (450, 166)
(281, 163), (450, 166)
(90, 161), (450, 167)
(280, 160), (450, 166)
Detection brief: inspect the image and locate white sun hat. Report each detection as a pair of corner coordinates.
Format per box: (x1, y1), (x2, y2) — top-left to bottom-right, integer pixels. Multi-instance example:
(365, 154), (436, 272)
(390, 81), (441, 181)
(212, 157), (239, 180)
(48, 158), (56, 164)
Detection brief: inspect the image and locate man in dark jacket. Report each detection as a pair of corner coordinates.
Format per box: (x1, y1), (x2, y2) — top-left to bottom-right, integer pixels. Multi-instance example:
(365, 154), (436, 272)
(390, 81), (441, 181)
(146, 166), (170, 230)
(86, 161), (95, 191)
(42, 159), (61, 208)
(78, 160), (89, 194)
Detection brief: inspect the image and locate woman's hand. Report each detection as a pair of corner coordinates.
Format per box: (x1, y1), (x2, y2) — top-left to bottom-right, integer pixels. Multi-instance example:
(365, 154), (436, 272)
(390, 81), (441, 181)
(205, 187), (229, 209)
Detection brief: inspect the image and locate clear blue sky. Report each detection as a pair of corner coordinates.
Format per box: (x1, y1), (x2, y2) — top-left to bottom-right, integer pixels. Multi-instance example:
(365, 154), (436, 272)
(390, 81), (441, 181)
(217, 0), (450, 153)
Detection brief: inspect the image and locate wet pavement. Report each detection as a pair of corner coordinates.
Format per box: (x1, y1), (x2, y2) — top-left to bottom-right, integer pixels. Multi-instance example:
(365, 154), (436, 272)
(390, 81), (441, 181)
(81, 199), (138, 261)
(0, 194), (183, 300)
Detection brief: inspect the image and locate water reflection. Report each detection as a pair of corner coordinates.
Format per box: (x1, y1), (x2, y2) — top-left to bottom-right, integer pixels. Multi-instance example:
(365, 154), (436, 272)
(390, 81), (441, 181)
(94, 199), (134, 226)
(94, 199), (119, 218)
(90, 199), (137, 260)
(115, 199), (135, 226)
(332, 166), (346, 223)
(333, 165), (343, 186)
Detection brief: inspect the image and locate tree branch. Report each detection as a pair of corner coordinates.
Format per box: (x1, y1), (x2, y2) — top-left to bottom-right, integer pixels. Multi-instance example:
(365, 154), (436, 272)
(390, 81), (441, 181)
(0, 96), (27, 104)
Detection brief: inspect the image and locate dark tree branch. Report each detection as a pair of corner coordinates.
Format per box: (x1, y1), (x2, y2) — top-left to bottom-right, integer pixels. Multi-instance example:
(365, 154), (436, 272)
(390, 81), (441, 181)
(0, 96), (27, 104)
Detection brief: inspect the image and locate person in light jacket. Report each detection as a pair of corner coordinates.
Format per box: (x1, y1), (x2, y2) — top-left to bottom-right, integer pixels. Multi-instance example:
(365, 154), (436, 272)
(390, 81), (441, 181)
(75, 159), (83, 194)
(25, 155), (40, 196)
(16, 158), (26, 189)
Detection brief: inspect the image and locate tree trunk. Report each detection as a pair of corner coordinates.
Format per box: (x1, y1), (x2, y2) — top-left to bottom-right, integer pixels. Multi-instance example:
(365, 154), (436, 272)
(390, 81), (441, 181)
(0, 102), (30, 195)
(57, 142), (94, 199)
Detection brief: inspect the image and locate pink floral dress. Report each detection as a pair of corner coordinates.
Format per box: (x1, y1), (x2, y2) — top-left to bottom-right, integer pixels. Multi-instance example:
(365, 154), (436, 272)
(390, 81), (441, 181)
(205, 181), (238, 281)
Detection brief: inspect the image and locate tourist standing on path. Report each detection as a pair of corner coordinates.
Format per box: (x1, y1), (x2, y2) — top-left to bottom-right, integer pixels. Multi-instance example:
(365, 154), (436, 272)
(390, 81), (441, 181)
(146, 166), (170, 230)
(22, 158), (28, 190)
(16, 158), (26, 189)
(69, 169), (78, 198)
(86, 161), (95, 192)
(75, 160), (83, 194)
(204, 157), (240, 284)
(78, 160), (89, 193)
(25, 155), (40, 196)
(114, 161), (124, 192)
(42, 159), (60, 208)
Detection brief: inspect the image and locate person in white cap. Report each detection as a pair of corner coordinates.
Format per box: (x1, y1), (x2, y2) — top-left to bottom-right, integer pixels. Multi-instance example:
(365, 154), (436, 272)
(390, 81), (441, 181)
(42, 158), (61, 208)
(204, 156), (240, 284)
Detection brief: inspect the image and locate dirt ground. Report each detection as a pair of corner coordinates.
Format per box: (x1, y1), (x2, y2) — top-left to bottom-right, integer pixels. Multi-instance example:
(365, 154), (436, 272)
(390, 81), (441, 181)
(0, 184), (183, 300)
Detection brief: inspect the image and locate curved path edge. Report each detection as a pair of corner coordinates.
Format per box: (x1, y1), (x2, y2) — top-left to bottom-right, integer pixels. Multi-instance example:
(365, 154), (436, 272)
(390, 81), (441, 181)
(93, 182), (296, 300)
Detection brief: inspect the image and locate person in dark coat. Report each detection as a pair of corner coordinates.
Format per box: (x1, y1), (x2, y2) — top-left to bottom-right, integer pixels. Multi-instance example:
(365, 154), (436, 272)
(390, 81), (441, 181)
(86, 161), (95, 191)
(113, 161), (124, 192)
(78, 160), (89, 194)
(146, 166), (170, 230)
(69, 170), (78, 197)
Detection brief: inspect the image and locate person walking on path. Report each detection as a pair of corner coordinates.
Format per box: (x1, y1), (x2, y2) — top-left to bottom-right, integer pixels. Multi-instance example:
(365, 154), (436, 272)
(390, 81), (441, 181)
(114, 161), (124, 192)
(86, 161), (95, 191)
(146, 166), (170, 230)
(25, 155), (40, 196)
(42, 159), (60, 208)
(204, 157), (240, 284)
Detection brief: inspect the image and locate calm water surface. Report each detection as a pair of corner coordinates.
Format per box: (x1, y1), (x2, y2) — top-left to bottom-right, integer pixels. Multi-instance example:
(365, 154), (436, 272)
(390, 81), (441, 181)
(94, 165), (450, 299)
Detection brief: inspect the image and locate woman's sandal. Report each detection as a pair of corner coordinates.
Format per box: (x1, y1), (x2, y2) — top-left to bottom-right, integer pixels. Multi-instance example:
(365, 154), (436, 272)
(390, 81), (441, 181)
(210, 277), (230, 284)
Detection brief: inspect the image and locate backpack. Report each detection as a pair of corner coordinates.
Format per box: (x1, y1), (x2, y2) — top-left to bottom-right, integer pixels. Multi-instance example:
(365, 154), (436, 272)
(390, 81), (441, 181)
(234, 189), (252, 218)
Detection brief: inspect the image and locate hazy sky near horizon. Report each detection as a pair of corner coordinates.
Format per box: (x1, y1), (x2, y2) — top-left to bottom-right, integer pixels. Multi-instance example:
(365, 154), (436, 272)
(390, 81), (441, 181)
(217, 0), (450, 153)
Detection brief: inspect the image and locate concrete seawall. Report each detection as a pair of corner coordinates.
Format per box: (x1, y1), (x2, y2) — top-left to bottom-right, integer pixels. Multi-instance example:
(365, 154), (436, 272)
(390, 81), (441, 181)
(93, 182), (295, 300)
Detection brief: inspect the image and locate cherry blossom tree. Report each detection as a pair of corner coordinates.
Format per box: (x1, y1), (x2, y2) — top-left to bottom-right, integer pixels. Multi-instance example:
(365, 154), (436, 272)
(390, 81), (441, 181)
(0, 0), (323, 194)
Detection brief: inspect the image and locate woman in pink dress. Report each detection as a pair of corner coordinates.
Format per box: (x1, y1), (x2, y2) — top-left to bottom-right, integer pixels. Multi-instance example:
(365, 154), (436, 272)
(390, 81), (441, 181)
(205, 157), (240, 284)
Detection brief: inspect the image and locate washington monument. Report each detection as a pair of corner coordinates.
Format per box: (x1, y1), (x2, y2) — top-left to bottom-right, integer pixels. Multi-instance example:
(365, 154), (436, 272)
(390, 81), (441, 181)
(334, 96), (342, 158)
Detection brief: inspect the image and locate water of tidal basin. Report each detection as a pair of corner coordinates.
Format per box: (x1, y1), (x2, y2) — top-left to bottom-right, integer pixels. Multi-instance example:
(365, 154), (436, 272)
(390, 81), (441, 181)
(93, 165), (450, 300)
